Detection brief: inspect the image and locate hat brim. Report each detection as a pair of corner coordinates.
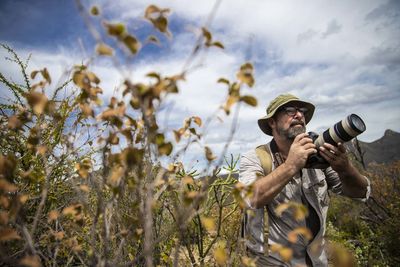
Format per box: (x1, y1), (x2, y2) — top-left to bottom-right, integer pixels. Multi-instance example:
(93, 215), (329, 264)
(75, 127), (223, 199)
(258, 100), (315, 136)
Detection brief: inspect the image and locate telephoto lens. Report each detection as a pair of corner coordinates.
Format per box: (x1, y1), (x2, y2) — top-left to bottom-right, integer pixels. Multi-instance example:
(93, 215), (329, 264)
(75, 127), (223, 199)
(314, 114), (366, 148)
(305, 114), (366, 169)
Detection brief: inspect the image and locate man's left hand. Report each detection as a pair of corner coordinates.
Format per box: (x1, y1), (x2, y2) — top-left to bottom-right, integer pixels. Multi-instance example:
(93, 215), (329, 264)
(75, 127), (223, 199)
(319, 142), (350, 172)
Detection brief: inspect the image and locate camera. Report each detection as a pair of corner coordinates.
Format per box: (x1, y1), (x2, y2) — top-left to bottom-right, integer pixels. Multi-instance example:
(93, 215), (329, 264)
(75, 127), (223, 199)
(305, 114), (366, 169)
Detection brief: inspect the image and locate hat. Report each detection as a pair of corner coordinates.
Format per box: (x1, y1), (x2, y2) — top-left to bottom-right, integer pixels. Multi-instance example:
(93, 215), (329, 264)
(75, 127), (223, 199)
(258, 93), (315, 135)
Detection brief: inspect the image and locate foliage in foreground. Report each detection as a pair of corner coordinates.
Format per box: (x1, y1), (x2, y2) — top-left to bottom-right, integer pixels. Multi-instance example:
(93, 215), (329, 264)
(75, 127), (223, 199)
(0, 3), (399, 267)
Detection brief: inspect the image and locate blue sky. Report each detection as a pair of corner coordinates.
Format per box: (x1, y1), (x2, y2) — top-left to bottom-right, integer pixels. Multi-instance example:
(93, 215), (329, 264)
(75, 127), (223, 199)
(1, 0), (399, 169)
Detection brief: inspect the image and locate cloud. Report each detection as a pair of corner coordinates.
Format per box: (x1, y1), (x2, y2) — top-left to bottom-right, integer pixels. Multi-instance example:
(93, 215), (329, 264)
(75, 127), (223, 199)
(297, 29), (319, 44)
(1, 0), (399, 169)
(321, 19), (342, 39)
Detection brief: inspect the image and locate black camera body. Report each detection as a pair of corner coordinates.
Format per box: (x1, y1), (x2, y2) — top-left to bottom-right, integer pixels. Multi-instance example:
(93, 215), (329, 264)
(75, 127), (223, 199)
(305, 114), (366, 169)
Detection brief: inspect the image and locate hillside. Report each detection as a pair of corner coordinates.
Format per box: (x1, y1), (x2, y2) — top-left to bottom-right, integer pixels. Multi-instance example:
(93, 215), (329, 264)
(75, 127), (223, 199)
(358, 129), (400, 165)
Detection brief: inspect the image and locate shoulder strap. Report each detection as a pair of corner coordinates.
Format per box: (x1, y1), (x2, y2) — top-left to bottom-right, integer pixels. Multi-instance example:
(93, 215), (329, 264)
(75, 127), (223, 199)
(255, 144), (272, 176)
(253, 144), (273, 254)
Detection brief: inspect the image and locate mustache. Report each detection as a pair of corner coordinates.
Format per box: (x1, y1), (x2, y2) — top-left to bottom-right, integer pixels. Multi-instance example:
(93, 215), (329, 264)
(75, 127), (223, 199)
(290, 120), (305, 127)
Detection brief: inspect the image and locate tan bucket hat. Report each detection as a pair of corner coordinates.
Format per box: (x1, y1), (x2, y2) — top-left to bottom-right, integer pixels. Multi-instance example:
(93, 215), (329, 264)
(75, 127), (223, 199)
(258, 93), (315, 135)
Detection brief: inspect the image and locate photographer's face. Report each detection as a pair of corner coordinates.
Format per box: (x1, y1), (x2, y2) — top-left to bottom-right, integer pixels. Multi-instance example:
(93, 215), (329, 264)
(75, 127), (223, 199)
(273, 106), (306, 140)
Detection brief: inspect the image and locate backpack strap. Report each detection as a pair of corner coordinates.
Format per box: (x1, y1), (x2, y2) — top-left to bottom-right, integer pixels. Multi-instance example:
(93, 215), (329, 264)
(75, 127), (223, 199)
(255, 144), (272, 176)
(241, 144), (273, 255)
(255, 144), (273, 254)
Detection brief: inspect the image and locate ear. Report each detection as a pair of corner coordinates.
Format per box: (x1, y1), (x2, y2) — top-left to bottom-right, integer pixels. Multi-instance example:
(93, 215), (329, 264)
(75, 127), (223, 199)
(267, 118), (275, 129)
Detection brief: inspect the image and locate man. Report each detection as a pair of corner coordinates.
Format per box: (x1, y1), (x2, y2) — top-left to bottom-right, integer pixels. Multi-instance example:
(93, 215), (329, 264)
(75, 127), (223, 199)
(239, 93), (370, 266)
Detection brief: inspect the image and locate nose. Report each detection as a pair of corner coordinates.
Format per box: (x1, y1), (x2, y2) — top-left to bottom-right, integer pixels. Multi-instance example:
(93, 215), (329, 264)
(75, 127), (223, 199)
(293, 109), (304, 119)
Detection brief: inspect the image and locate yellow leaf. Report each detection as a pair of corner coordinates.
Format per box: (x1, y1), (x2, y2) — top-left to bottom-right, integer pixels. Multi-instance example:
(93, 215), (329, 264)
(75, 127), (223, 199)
(205, 146), (217, 161)
(240, 95), (258, 107)
(96, 43), (114, 56)
(192, 116), (202, 127)
(0, 155), (17, 180)
(72, 71), (87, 89)
(173, 130), (181, 143)
(75, 159), (92, 179)
(275, 203), (290, 217)
(79, 103), (94, 117)
(185, 191), (198, 200)
(86, 71), (100, 84)
(201, 216), (216, 232)
(26, 92), (48, 115)
(0, 179), (18, 193)
(36, 145), (47, 155)
(19, 194), (29, 204)
(53, 231), (65, 241)
(294, 203), (309, 221)
(237, 62), (255, 87)
(182, 176), (194, 185)
(0, 228), (21, 241)
(279, 247), (293, 262)
(241, 256), (256, 267)
(214, 246), (228, 266)
(270, 243), (283, 253)
(41, 68), (51, 84)
(19, 255), (41, 267)
(8, 115), (22, 129)
(145, 5), (161, 18)
(0, 196), (10, 209)
(107, 166), (124, 187)
(30, 70), (39, 79)
(288, 227), (313, 243)
(48, 210), (59, 222)
(62, 204), (83, 218)
(223, 95), (239, 115)
(0, 211), (9, 225)
(79, 184), (90, 193)
(109, 133), (120, 145)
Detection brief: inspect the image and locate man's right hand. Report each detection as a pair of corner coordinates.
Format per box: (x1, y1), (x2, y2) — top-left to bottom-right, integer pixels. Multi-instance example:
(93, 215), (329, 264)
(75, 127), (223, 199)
(285, 133), (317, 173)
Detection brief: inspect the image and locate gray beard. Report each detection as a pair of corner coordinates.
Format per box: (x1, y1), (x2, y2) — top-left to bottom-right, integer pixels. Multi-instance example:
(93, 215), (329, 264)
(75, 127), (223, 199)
(277, 125), (306, 140)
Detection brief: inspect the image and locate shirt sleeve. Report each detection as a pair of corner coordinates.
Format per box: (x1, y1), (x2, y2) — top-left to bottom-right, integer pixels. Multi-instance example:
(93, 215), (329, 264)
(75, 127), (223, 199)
(324, 167), (371, 202)
(239, 150), (264, 208)
(239, 150), (264, 186)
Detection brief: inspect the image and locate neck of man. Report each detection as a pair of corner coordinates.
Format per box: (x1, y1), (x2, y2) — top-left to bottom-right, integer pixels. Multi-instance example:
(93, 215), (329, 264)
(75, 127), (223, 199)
(273, 134), (293, 160)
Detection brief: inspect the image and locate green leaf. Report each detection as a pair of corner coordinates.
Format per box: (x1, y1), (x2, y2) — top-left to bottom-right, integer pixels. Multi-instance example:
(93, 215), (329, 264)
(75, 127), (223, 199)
(212, 41), (224, 49)
(105, 23), (126, 37)
(122, 35), (140, 54)
(91, 6), (100, 16)
(155, 133), (165, 145)
(202, 27), (212, 42)
(217, 78), (230, 85)
(146, 35), (160, 45)
(158, 142), (173, 156)
(146, 72), (161, 80)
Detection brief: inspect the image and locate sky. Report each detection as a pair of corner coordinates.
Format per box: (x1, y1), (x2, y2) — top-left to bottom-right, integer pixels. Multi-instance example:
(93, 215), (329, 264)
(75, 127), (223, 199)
(1, 0), (399, 170)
